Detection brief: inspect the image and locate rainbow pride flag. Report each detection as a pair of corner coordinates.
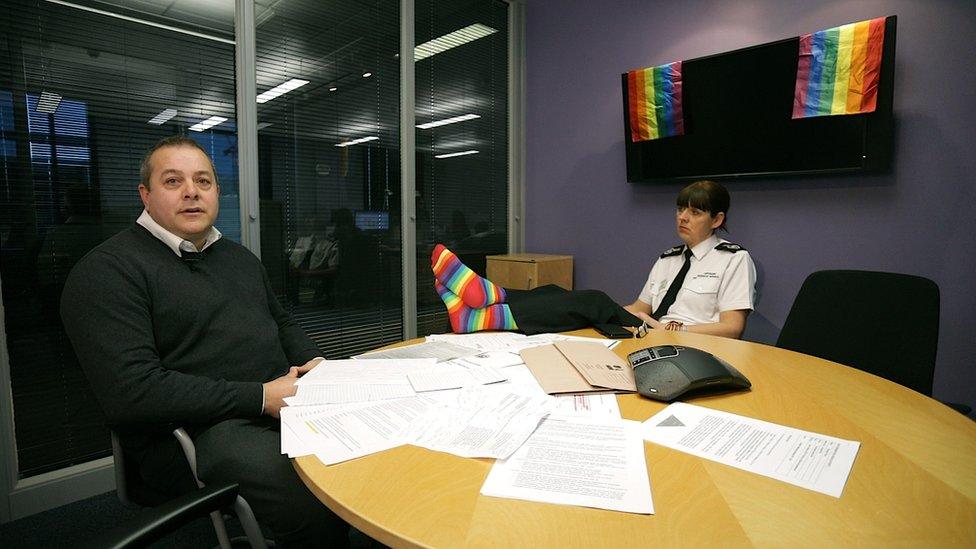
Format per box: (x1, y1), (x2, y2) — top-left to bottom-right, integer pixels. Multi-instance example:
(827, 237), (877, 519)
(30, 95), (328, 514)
(627, 61), (684, 142)
(792, 17), (886, 119)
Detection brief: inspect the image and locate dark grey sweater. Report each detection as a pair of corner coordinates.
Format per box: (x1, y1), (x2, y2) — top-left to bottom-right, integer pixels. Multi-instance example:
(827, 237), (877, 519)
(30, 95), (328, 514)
(61, 224), (320, 430)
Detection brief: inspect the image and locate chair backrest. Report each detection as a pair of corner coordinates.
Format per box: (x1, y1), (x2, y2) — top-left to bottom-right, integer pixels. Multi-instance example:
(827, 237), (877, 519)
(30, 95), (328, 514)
(776, 270), (939, 395)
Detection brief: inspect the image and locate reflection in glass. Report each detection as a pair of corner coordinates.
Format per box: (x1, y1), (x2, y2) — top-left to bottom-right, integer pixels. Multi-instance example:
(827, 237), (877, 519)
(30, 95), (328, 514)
(415, 0), (510, 335)
(255, 0), (403, 358)
(0, 0), (238, 477)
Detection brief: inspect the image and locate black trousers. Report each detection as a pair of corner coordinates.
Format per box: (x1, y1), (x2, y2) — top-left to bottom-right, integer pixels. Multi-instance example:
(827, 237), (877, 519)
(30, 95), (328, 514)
(505, 284), (642, 335)
(133, 418), (349, 548)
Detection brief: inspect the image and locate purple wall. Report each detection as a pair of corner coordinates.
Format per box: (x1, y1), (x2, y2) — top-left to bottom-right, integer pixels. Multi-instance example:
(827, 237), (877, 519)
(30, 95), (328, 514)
(524, 0), (976, 408)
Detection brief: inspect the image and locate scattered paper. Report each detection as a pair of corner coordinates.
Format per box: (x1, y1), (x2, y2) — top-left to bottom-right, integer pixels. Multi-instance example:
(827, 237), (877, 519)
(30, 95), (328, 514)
(642, 402), (860, 498)
(518, 333), (619, 351)
(553, 393), (621, 417)
(295, 358), (436, 385)
(282, 396), (435, 465)
(287, 383), (416, 405)
(481, 415), (653, 514)
(354, 340), (480, 362)
(427, 332), (529, 353)
(403, 387), (553, 459)
(407, 358), (507, 392)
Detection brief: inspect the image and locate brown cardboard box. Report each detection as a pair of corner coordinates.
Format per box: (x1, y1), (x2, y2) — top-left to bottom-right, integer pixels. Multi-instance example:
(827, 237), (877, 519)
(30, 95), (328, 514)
(486, 253), (573, 290)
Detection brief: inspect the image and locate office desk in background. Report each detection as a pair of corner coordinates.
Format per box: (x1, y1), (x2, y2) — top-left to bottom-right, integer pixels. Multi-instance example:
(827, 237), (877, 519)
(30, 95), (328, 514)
(294, 330), (976, 547)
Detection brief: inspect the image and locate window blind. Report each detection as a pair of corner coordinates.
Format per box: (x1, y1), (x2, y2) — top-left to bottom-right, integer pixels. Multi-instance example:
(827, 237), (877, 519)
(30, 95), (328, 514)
(415, 0), (510, 335)
(254, 0), (404, 358)
(0, 0), (238, 477)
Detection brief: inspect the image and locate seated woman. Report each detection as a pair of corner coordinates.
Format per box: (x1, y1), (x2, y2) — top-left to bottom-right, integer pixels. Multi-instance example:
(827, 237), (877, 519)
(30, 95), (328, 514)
(624, 179), (756, 339)
(431, 180), (756, 339)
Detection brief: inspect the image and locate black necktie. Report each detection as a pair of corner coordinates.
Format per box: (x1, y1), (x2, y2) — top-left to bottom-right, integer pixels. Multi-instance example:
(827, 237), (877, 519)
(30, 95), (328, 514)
(652, 248), (693, 321)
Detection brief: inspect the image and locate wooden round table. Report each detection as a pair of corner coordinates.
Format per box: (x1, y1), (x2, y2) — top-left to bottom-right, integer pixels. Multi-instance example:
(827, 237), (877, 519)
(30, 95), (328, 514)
(294, 330), (976, 547)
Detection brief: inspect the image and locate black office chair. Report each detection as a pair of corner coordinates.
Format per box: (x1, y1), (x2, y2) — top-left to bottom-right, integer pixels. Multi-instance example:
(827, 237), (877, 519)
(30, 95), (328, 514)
(86, 482), (240, 549)
(776, 270), (970, 414)
(111, 429), (268, 548)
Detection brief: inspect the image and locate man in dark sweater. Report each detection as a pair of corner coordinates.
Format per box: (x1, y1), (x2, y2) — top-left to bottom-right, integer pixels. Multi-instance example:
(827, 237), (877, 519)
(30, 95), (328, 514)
(61, 136), (348, 547)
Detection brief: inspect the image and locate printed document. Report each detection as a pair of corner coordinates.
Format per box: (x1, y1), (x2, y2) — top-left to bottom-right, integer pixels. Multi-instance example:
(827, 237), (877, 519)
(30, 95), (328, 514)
(403, 386), (553, 459)
(407, 358), (508, 392)
(288, 358), (434, 405)
(481, 415), (653, 514)
(281, 396), (435, 465)
(295, 358), (436, 385)
(287, 383), (416, 405)
(553, 393), (621, 417)
(642, 402), (860, 497)
(426, 332), (528, 353)
(353, 340), (480, 362)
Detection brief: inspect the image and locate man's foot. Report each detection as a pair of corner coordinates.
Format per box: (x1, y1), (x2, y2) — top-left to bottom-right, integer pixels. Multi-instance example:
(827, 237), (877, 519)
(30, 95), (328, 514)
(434, 280), (517, 333)
(431, 244), (507, 308)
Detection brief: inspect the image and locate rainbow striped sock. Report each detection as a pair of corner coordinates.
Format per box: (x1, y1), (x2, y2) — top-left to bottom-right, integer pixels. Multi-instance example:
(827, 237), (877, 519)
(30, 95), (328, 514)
(431, 243), (507, 308)
(435, 281), (518, 334)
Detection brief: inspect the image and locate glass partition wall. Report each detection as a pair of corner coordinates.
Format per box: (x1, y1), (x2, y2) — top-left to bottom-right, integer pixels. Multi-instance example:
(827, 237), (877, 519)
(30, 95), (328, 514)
(0, 0), (239, 477)
(255, 0), (404, 358)
(415, 0), (509, 335)
(0, 0), (509, 496)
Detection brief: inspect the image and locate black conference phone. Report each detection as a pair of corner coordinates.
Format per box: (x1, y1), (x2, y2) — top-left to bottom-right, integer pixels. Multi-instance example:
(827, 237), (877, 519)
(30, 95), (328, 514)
(627, 345), (751, 401)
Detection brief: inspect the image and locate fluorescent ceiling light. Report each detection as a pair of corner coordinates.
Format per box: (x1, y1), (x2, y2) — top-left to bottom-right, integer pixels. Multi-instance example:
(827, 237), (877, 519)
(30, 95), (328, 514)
(256, 78), (309, 104)
(362, 72), (372, 78)
(335, 136), (379, 148)
(329, 87), (338, 92)
(416, 113), (481, 129)
(256, 122), (273, 130)
(44, 0), (234, 45)
(415, 23), (497, 61)
(148, 108), (177, 125)
(435, 150), (479, 159)
(189, 116), (228, 132)
(36, 91), (63, 114)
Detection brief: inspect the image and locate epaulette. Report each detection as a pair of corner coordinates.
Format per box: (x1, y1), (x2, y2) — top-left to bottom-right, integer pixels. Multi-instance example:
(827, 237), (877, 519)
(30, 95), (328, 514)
(715, 242), (745, 253)
(659, 245), (684, 258)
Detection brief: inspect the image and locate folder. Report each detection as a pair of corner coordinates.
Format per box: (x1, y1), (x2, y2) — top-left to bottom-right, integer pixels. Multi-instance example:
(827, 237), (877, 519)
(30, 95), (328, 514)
(520, 341), (636, 394)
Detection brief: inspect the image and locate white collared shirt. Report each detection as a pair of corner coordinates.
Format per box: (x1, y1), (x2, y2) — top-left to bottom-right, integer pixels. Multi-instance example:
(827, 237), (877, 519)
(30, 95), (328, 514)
(137, 210), (222, 257)
(637, 234), (756, 325)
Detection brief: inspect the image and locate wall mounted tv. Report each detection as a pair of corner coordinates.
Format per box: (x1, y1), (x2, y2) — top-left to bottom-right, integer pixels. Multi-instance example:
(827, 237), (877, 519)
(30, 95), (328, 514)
(622, 15), (896, 182)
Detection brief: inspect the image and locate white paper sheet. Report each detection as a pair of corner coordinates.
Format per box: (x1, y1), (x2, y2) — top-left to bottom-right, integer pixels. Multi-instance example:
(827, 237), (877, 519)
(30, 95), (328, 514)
(481, 415), (653, 514)
(460, 351), (525, 369)
(353, 340), (481, 361)
(287, 383), (416, 405)
(282, 396), (435, 465)
(515, 333), (619, 351)
(642, 402), (860, 498)
(407, 358), (507, 392)
(494, 364), (549, 397)
(403, 386), (553, 459)
(426, 332), (528, 353)
(280, 404), (347, 456)
(295, 358), (436, 385)
(553, 393), (621, 417)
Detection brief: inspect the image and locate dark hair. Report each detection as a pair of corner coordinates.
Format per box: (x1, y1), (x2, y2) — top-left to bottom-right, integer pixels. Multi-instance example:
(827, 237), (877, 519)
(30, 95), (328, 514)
(139, 135), (217, 188)
(676, 180), (730, 232)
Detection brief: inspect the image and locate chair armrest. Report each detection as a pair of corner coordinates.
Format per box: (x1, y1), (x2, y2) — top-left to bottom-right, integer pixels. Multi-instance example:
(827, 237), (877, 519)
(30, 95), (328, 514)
(85, 482), (240, 549)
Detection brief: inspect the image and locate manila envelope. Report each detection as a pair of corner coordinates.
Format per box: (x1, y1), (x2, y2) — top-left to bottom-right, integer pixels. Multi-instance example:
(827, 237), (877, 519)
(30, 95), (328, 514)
(554, 340), (636, 392)
(520, 344), (610, 395)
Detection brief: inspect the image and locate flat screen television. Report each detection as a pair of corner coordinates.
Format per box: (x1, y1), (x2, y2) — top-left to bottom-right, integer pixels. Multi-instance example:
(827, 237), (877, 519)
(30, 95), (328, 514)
(622, 16), (896, 182)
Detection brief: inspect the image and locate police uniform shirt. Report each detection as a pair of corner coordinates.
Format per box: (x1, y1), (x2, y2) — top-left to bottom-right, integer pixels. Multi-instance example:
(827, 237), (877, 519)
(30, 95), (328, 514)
(637, 234), (757, 325)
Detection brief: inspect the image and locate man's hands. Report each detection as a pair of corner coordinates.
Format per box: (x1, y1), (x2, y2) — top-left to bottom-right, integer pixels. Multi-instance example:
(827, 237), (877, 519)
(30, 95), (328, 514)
(262, 357), (324, 418)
